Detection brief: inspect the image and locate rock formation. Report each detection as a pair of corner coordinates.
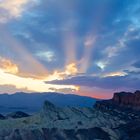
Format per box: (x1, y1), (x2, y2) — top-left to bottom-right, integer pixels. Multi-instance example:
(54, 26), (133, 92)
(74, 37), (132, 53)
(6, 111), (30, 119)
(113, 90), (140, 110)
(0, 91), (139, 140)
(95, 90), (140, 111)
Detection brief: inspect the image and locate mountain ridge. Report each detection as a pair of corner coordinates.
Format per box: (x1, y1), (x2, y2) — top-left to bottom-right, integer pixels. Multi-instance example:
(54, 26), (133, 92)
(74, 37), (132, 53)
(0, 92), (97, 114)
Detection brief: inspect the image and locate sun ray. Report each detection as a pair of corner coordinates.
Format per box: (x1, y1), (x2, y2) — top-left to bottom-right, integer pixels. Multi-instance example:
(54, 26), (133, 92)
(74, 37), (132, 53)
(0, 25), (48, 79)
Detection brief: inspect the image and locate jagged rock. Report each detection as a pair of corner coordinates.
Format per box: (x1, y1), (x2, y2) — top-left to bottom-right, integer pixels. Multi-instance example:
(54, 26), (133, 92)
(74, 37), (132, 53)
(0, 114), (5, 120)
(6, 111), (30, 119)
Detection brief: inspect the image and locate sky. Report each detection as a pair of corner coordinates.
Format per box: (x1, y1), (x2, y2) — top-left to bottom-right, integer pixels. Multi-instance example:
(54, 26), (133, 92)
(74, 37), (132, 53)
(0, 0), (140, 99)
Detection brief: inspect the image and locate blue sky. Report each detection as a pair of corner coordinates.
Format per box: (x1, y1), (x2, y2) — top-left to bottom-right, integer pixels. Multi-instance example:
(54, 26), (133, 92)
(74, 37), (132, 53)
(0, 0), (140, 98)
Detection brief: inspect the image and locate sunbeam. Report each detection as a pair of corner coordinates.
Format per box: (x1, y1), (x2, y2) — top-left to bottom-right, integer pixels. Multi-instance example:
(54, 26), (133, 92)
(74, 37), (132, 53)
(0, 25), (48, 79)
(79, 35), (96, 73)
(63, 31), (77, 65)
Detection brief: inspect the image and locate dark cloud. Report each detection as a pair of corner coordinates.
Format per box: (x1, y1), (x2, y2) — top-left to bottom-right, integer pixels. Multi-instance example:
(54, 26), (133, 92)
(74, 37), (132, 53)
(46, 75), (140, 90)
(124, 70), (140, 75)
(133, 60), (140, 68)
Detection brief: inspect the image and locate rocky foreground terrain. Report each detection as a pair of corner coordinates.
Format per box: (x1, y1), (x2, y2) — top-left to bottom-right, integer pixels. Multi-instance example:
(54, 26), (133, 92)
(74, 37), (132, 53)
(0, 91), (140, 140)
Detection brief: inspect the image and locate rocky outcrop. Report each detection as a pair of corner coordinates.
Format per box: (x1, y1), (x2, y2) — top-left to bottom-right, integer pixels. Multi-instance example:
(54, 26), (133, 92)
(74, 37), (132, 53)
(95, 91), (140, 111)
(6, 111), (30, 119)
(94, 91), (140, 140)
(94, 91), (140, 123)
(1, 127), (110, 140)
(0, 100), (124, 140)
(113, 91), (140, 110)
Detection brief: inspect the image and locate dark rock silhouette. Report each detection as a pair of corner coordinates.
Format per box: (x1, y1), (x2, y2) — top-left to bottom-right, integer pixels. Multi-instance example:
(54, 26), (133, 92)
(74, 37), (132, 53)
(6, 111), (30, 119)
(0, 114), (5, 120)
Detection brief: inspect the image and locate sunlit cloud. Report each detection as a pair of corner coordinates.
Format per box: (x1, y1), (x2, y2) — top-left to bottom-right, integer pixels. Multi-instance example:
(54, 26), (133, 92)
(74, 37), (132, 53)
(103, 71), (127, 77)
(65, 63), (78, 75)
(0, 59), (79, 94)
(46, 63), (78, 81)
(0, 68), (78, 93)
(0, 0), (37, 23)
(0, 57), (19, 74)
(0, 56), (48, 80)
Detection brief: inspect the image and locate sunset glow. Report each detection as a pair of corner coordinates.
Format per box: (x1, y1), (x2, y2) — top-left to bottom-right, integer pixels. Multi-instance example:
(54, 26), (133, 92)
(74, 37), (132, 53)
(0, 0), (139, 99)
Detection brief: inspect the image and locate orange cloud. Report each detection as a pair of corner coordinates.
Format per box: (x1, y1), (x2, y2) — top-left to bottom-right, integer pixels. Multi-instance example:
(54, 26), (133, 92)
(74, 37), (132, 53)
(0, 59), (79, 94)
(46, 63), (78, 81)
(0, 57), (19, 74)
(0, 57), (47, 80)
(0, 55), (78, 83)
(0, 68), (78, 93)
(65, 63), (78, 75)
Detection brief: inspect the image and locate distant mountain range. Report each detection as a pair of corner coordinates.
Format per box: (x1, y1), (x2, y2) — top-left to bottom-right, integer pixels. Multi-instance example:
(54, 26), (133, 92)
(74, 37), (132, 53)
(0, 92), (97, 114)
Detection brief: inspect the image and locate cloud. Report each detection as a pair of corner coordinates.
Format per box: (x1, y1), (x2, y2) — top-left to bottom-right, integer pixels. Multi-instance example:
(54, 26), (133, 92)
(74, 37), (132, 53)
(0, 0), (139, 97)
(36, 51), (56, 62)
(65, 63), (78, 75)
(0, 56), (47, 79)
(133, 60), (140, 68)
(103, 71), (127, 77)
(0, 57), (19, 74)
(45, 63), (78, 81)
(0, 85), (32, 94)
(0, 67), (78, 93)
(96, 61), (108, 70)
(49, 87), (79, 94)
(0, 0), (37, 23)
(46, 75), (140, 90)
(0, 57), (79, 94)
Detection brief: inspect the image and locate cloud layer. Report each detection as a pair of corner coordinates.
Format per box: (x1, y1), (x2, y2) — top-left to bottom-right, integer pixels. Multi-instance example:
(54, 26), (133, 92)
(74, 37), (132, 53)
(0, 0), (140, 98)
(46, 75), (140, 90)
